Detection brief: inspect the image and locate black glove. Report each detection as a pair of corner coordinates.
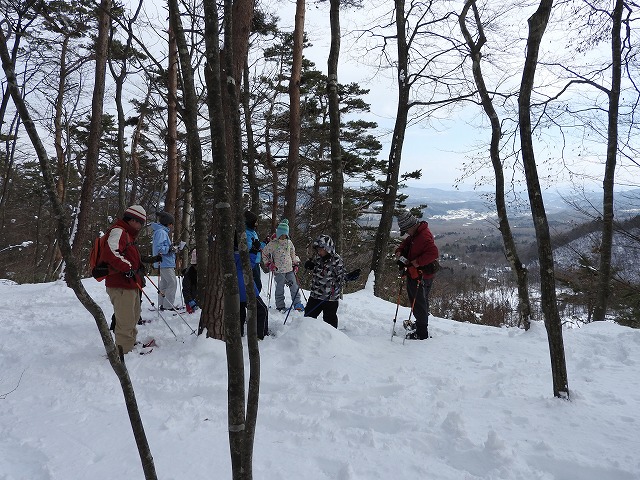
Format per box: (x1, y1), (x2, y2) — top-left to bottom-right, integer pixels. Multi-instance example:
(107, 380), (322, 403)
(304, 259), (316, 270)
(141, 254), (162, 264)
(250, 239), (262, 254)
(124, 269), (135, 278)
(345, 269), (361, 281)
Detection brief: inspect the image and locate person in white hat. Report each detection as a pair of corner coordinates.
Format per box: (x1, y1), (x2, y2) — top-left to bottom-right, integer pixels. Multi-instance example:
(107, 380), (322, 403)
(101, 205), (147, 358)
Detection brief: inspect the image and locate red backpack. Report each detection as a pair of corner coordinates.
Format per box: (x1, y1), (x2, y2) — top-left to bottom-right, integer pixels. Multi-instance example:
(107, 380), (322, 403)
(89, 229), (112, 281)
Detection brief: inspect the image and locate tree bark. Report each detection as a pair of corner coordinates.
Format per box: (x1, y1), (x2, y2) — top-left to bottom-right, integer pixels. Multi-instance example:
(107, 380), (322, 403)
(328, 0), (343, 254)
(593, 0), (623, 322)
(72, 0), (111, 256)
(518, 0), (569, 398)
(168, 0), (210, 310)
(371, 0), (410, 297)
(459, 0), (532, 330)
(243, 62), (260, 213)
(165, 23), (179, 221)
(202, 1), (256, 478)
(283, 0), (305, 227)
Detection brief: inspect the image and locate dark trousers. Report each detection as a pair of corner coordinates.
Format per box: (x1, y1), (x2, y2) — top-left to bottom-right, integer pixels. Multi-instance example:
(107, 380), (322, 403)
(407, 277), (433, 339)
(240, 296), (269, 339)
(252, 264), (262, 293)
(304, 297), (339, 329)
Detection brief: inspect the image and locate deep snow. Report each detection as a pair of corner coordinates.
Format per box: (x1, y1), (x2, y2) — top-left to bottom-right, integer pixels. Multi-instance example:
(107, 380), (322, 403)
(1, 273), (639, 479)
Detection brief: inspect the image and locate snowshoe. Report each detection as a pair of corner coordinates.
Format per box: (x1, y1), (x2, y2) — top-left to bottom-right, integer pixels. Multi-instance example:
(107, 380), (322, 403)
(405, 329), (428, 340)
(138, 338), (156, 355)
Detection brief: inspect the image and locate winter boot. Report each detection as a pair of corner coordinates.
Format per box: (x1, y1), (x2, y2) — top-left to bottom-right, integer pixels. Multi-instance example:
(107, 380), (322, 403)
(294, 303), (305, 312)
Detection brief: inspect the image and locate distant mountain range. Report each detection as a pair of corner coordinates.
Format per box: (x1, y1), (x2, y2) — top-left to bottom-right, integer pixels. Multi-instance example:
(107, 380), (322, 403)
(400, 186), (640, 223)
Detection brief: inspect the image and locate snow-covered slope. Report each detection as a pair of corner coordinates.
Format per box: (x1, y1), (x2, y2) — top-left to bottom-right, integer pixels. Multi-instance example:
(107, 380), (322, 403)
(1, 274), (639, 479)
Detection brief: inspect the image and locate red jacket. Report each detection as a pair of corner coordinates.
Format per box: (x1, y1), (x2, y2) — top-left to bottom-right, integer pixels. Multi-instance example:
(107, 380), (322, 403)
(102, 219), (143, 289)
(395, 222), (439, 279)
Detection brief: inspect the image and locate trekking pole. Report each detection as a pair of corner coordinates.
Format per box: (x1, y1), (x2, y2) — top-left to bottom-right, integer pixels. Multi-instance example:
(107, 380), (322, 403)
(391, 275), (405, 341)
(145, 274), (196, 335)
(267, 271), (273, 308)
(402, 277), (422, 345)
(293, 269), (308, 302)
(283, 284), (302, 325)
(134, 279), (178, 339)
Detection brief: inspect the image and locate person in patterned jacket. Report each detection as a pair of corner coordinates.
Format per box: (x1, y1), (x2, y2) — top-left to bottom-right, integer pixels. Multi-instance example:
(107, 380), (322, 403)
(303, 234), (359, 329)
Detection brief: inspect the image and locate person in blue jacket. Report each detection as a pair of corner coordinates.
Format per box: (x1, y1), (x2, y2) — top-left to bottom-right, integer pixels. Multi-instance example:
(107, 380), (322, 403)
(235, 233), (269, 339)
(151, 211), (178, 310)
(244, 210), (265, 292)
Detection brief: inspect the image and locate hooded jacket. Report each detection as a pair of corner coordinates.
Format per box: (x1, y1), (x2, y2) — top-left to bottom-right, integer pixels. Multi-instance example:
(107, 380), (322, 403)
(395, 221), (439, 280)
(151, 222), (176, 268)
(262, 237), (299, 273)
(102, 219), (143, 289)
(308, 251), (345, 301)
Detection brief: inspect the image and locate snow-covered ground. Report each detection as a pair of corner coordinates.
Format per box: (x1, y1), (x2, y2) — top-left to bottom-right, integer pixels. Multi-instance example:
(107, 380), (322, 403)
(1, 273), (639, 479)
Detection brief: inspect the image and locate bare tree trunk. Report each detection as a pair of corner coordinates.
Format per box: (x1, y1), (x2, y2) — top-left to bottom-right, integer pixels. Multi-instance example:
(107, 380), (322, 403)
(54, 36), (69, 203)
(0, 112), (20, 228)
(0, 21), (158, 480)
(108, 1), (142, 216)
(328, 0), (343, 254)
(593, 0), (623, 322)
(459, 0), (532, 330)
(284, 0), (305, 227)
(371, 0), (410, 298)
(518, 0), (569, 399)
(72, 0), (111, 256)
(243, 63), (260, 212)
(167, 0), (209, 308)
(202, 1), (255, 478)
(165, 24), (179, 220)
(128, 86), (150, 205)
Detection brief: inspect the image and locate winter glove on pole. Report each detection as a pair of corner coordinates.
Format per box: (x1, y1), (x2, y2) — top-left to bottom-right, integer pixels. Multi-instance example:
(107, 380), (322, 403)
(124, 269), (136, 278)
(304, 259), (316, 270)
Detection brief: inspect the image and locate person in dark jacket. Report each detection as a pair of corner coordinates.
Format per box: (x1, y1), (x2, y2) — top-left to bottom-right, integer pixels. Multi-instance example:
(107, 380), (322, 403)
(395, 210), (439, 340)
(182, 249), (198, 314)
(303, 234), (359, 329)
(102, 205), (147, 357)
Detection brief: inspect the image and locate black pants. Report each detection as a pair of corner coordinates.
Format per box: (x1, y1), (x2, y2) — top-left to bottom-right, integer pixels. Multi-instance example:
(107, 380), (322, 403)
(304, 297), (339, 329)
(240, 296), (269, 339)
(407, 277), (433, 339)
(252, 264), (262, 293)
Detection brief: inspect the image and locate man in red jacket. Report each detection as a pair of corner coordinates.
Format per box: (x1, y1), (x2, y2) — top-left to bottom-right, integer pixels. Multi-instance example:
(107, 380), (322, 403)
(395, 210), (439, 340)
(102, 205), (147, 358)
